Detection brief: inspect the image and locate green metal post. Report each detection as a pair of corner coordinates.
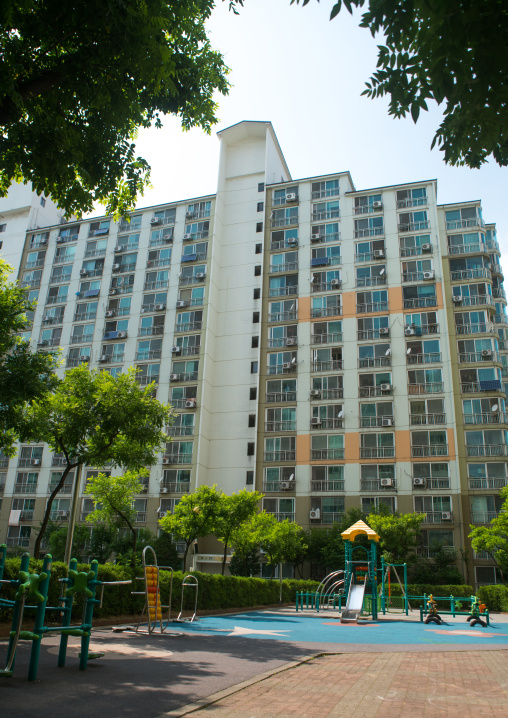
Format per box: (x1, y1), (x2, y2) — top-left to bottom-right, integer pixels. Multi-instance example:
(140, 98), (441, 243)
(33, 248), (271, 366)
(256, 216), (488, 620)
(28, 553), (52, 681)
(58, 558), (77, 667)
(79, 559), (99, 671)
(370, 538), (377, 619)
(5, 553), (30, 675)
(0, 543), (6, 581)
(380, 556), (386, 614)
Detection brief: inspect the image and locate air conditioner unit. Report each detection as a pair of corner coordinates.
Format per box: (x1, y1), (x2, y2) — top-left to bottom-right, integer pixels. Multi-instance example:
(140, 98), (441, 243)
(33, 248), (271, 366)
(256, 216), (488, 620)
(310, 390), (321, 398)
(30, 459), (41, 467)
(112, 263), (121, 271)
(105, 310), (115, 318)
(286, 193), (298, 202)
(116, 331), (127, 339)
(311, 233), (322, 242)
(413, 478), (426, 487)
(185, 400), (196, 408)
(183, 233), (193, 240)
(381, 417), (393, 427)
(330, 278), (341, 287)
(163, 234), (173, 242)
(42, 315), (50, 322)
(482, 349), (493, 358)
(379, 327), (390, 336)
(40, 238), (48, 245)
(380, 383), (392, 392)
(114, 246), (124, 252)
(58, 511), (70, 519)
(155, 303), (166, 311)
(423, 271), (435, 280)
(79, 269), (88, 276)
(56, 236), (64, 243)
(286, 338), (297, 346)
(169, 373), (181, 381)
(421, 243), (431, 252)
(176, 300), (189, 308)
(79, 355), (90, 362)
(171, 346), (181, 354)
(280, 481), (291, 490)
(441, 511), (452, 520)
(162, 456), (172, 464)
(372, 201), (383, 208)
(98, 355), (109, 363)
(288, 238), (298, 247)
(380, 478), (394, 487)
(452, 295), (462, 303)
(309, 509), (321, 520)
(185, 211), (195, 219)
(37, 340), (47, 347)
(373, 249), (385, 258)
(405, 327), (415, 336)
(195, 272), (206, 280)
(310, 417), (322, 426)
(159, 511), (167, 517)
(160, 488), (169, 494)
(150, 218), (161, 225)
(283, 362), (292, 370)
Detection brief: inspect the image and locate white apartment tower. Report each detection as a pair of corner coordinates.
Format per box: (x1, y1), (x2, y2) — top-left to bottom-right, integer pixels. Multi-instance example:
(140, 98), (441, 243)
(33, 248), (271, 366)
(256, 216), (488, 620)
(0, 122), (505, 587)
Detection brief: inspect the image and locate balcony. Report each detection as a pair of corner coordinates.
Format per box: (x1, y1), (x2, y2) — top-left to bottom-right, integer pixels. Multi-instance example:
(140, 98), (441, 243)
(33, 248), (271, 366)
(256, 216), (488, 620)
(14, 483), (38, 494)
(311, 210), (339, 221)
(312, 188), (340, 200)
(357, 302), (389, 314)
(406, 353), (442, 365)
(46, 295), (68, 305)
(398, 221), (430, 232)
(110, 285), (133, 295)
(360, 479), (397, 491)
(464, 412), (506, 425)
(74, 311), (97, 321)
(469, 478), (507, 490)
(41, 315), (64, 325)
(311, 388), (343, 400)
(448, 243), (487, 256)
(266, 512), (295, 522)
(311, 282), (342, 293)
(493, 314), (508, 326)
(413, 478), (451, 490)
(269, 285), (298, 297)
(400, 245), (433, 257)
(268, 337), (298, 349)
(178, 276), (204, 286)
(410, 413), (446, 425)
(310, 306), (341, 318)
(450, 268), (491, 282)
(459, 351), (498, 364)
(358, 357), (391, 369)
(266, 391), (297, 403)
(492, 287), (506, 300)
(144, 280), (169, 290)
(262, 480), (295, 493)
(136, 374), (160, 386)
(359, 447), (395, 459)
(167, 425), (194, 437)
(163, 454), (193, 465)
(310, 480), (345, 492)
(397, 197), (427, 209)
(466, 444), (508, 457)
(265, 421), (296, 432)
(263, 451), (296, 462)
(311, 448), (345, 460)
(360, 417), (395, 428)
(139, 326), (164, 337)
(359, 386), (393, 398)
(174, 345), (200, 357)
(21, 279), (41, 289)
(170, 371), (198, 382)
(446, 218), (485, 231)
(470, 512), (498, 524)
(310, 418), (343, 429)
(311, 332), (343, 345)
(355, 252), (385, 263)
(455, 322), (494, 335)
(421, 512), (453, 523)
(268, 363), (297, 375)
(411, 445), (449, 457)
(25, 259), (45, 269)
(53, 254), (75, 265)
(175, 321), (202, 333)
(356, 276), (386, 288)
(269, 261), (298, 274)
(457, 295), (493, 309)
(48, 482), (74, 494)
(460, 381), (503, 393)
(7, 537), (31, 548)
(160, 482), (190, 494)
(147, 258), (171, 269)
(103, 353), (125, 364)
(271, 216), (298, 228)
(0, 458), (8, 468)
(403, 297), (437, 309)
(354, 227), (384, 239)
(49, 510), (69, 521)
(408, 383), (444, 394)
(310, 232), (340, 244)
(268, 310), (298, 323)
(70, 334), (94, 345)
(85, 248), (107, 258)
(487, 239), (501, 253)
(312, 360), (344, 372)
(405, 324), (439, 336)
(321, 512), (345, 524)
(38, 338), (60, 347)
(416, 546), (455, 558)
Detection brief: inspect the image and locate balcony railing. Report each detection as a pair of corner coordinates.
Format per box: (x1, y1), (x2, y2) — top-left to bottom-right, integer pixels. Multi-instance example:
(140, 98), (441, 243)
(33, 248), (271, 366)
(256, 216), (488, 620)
(357, 302), (389, 313)
(46, 295), (68, 305)
(359, 447), (395, 459)
(358, 357), (391, 368)
(406, 353), (442, 365)
(312, 188), (340, 199)
(356, 276), (386, 288)
(167, 426), (194, 437)
(263, 451), (296, 462)
(403, 297), (437, 309)
(448, 243), (487, 256)
(25, 259), (45, 269)
(310, 232), (340, 244)
(110, 285), (133, 295)
(310, 306), (341, 318)
(360, 417), (395, 428)
(450, 268), (491, 281)
(170, 371), (198, 382)
(356, 329), (388, 340)
(147, 258), (171, 269)
(7, 538), (30, 548)
(136, 375), (160, 386)
(267, 512), (295, 522)
(459, 351), (498, 364)
(48, 482), (74, 494)
(461, 381), (503, 393)
(466, 444), (508, 457)
(311, 388), (343, 400)
(268, 337), (298, 349)
(21, 279), (41, 288)
(446, 218), (485, 230)
(311, 448), (345, 460)
(139, 326), (165, 337)
(310, 480), (345, 492)
(74, 311), (97, 321)
(397, 197), (428, 209)
(421, 511), (453, 523)
(408, 383), (444, 394)
(416, 546), (455, 558)
(144, 280), (169, 290)
(268, 311), (298, 322)
(355, 251), (385, 263)
(410, 413), (446, 425)
(321, 512), (345, 524)
(175, 321), (202, 333)
(269, 286), (298, 297)
(262, 481), (296, 492)
(179, 276), (204, 286)
(70, 334), (94, 345)
(311, 210), (339, 221)
(14, 483), (38, 493)
(359, 386), (393, 397)
(310, 418), (343, 429)
(493, 314), (508, 326)
(311, 332), (343, 345)
(170, 398), (197, 409)
(457, 295), (493, 308)
(312, 360), (344, 372)
(360, 480), (397, 491)
(468, 478), (507, 490)
(163, 454), (193, 464)
(455, 322), (494, 335)
(354, 227), (384, 238)
(400, 245), (433, 257)
(311, 282), (342, 293)
(265, 421), (296, 432)
(492, 287), (506, 300)
(486, 239), (501, 253)
(269, 262), (299, 274)
(470, 512), (498, 524)
(413, 478), (451, 489)
(160, 482), (191, 494)
(266, 391), (297, 403)
(271, 217), (299, 228)
(398, 221), (430, 232)
(267, 363), (297, 375)
(411, 445), (449, 457)
(84, 248), (107, 258)
(42, 315), (64, 325)
(354, 204), (384, 215)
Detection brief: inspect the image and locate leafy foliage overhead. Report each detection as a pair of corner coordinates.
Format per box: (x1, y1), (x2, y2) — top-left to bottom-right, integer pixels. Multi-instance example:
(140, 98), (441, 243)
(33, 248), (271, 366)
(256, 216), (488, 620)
(0, 1), (242, 216)
(469, 486), (508, 582)
(293, 0), (508, 167)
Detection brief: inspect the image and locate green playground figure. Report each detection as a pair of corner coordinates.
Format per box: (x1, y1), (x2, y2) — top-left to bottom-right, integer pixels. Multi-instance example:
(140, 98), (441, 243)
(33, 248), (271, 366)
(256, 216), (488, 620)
(467, 596), (488, 628)
(424, 594), (442, 625)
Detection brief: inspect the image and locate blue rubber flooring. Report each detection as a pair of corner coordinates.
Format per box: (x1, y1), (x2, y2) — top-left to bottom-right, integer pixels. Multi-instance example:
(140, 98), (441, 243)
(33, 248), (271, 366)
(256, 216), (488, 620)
(167, 610), (508, 646)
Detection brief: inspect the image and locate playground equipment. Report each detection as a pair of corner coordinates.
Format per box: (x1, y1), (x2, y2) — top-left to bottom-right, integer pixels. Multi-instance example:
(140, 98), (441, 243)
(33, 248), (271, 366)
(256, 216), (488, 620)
(175, 574), (199, 622)
(341, 520), (379, 622)
(378, 557), (410, 616)
(0, 544), (131, 680)
(419, 593), (490, 626)
(130, 546), (176, 634)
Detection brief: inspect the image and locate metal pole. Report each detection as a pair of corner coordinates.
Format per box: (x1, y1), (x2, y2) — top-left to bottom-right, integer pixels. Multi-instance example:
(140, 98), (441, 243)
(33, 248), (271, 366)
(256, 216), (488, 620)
(279, 562), (282, 604)
(64, 463), (84, 565)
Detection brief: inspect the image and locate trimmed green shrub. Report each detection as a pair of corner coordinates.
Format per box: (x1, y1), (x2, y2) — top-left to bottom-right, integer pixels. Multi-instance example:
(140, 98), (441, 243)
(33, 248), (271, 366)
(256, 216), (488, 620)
(388, 583), (474, 609)
(477, 585), (508, 612)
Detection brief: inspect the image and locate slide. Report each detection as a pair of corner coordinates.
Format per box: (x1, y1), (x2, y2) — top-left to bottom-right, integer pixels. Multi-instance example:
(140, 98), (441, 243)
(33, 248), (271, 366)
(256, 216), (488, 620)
(340, 577), (366, 623)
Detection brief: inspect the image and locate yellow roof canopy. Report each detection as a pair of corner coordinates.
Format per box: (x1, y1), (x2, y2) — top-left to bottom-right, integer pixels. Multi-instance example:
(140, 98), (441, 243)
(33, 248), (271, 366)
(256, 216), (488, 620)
(341, 520), (380, 542)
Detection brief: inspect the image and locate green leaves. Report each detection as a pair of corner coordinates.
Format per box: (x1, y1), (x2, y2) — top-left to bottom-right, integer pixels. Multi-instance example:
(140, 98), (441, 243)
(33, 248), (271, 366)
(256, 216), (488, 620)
(469, 486), (508, 581)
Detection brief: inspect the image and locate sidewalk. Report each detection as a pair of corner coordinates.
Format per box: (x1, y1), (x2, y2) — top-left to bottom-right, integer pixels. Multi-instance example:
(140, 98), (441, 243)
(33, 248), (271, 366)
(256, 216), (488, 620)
(166, 649), (508, 718)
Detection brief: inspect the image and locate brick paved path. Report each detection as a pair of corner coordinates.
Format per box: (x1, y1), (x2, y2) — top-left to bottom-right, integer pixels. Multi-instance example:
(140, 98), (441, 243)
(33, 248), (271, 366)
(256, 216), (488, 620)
(185, 650), (508, 718)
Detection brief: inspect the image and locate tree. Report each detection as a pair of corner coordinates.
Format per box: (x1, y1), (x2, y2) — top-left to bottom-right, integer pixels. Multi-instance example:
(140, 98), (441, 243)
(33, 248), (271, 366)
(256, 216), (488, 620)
(158, 484), (223, 570)
(469, 487), (508, 583)
(23, 366), (174, 557)
(367, 511), (424, 565)
(213, 489), (262, 575)
(40, 520), (90, 562)
(85, 469), (148, 567)
(0, 259), (59, 454)
(151, 531), (182, 570)
(293, 1), (508, 168)
(260, 516), (308, 578)
(0, 1), (244, 216)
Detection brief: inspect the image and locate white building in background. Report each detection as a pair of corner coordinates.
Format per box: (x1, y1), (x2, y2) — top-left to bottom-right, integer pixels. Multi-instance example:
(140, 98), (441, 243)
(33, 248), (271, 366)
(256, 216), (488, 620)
(0, 121), (506, 586)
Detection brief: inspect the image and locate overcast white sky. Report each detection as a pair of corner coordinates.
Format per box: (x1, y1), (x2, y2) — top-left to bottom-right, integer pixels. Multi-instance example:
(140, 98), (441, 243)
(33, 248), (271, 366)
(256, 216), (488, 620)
(96, 1), (508, 269)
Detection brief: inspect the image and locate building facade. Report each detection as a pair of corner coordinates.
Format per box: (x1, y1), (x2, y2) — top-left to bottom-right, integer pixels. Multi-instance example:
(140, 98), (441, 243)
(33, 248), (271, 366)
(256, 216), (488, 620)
(0, 121), (506, 585)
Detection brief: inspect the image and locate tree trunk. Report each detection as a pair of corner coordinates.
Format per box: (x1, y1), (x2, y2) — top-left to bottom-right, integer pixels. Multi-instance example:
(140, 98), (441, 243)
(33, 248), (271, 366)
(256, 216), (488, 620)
(33, 462), (77, 558)
(221, 539), (229, 576)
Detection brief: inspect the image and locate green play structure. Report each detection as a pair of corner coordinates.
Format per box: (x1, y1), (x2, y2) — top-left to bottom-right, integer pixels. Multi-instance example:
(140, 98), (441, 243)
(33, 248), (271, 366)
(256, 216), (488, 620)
(0, 544), (131, 681)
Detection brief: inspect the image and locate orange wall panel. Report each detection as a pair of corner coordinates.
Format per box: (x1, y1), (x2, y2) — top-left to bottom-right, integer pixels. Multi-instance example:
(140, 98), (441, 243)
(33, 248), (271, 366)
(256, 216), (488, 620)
(298, 296), (311, 323)
(296, 434), (310, 463)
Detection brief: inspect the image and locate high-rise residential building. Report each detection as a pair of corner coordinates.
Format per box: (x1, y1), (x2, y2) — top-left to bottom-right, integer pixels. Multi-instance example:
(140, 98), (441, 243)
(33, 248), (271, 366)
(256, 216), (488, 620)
(0, 121), (505, 587)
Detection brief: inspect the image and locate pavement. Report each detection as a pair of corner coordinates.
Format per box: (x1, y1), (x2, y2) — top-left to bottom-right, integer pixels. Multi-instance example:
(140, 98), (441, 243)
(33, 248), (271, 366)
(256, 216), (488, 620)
(1, 608), (508, 718)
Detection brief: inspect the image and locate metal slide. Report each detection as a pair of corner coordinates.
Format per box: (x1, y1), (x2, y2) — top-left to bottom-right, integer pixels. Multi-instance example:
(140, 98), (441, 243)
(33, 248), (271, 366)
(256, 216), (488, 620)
(340, 576), (366, 623)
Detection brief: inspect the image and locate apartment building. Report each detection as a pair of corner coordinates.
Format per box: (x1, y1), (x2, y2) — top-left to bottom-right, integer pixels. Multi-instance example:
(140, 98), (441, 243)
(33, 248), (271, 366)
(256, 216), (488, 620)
(0, 121), (505, 586)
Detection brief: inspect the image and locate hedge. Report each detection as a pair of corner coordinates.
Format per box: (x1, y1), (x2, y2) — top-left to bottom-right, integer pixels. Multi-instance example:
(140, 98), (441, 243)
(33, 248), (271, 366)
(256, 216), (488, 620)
(477, 585), (508, 612)
(0, 557), (319, 622)
(388, 583), (474, 609)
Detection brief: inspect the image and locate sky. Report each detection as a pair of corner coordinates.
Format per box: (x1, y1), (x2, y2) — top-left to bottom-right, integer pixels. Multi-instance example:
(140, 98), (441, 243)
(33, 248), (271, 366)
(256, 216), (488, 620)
(93, 0), (508, 269)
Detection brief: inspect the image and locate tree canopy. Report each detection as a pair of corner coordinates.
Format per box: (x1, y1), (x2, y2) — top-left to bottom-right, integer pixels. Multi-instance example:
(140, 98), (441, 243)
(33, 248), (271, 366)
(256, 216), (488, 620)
(23, 365), (174, 556)
(0, 1), (242, 216)
(469, 486), (508, 582)
(293, 0), (508, 168)
(367, 510), (424, 565)
(212, 489), (262, 574)
(0, 258), (59, 454)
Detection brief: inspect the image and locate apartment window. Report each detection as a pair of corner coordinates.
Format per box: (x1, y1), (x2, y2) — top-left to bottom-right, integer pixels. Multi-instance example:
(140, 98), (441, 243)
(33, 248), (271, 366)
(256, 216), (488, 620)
(252, 336), (259, 348)
(246, 471), (254, 485)
(256, 222), (263, 233)
(248, 415), (256, 428)
(255, 243), (262, 254)
(257, 202), (264, 212)
(250, 387), (257, 400)
(258, 183), (265, 192)
(253, 288), (260, 299)
(0, 224), (6, 233)
(40, 197), (46, 207)
(362, 496), (396, 513)
(251, 361), (258, 374)
(254, 265), (261, 276)
(253, 311), (260, 324)
(247, 442), (255, 456)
